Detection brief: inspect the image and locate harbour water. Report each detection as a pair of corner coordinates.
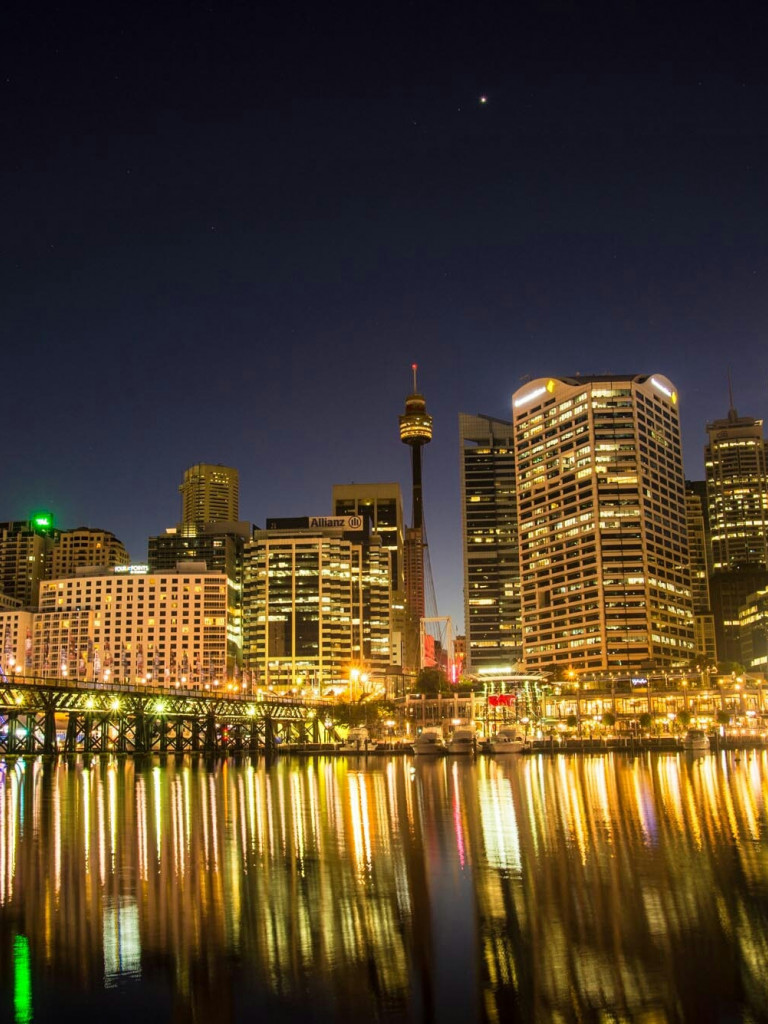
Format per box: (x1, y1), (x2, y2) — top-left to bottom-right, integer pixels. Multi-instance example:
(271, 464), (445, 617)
(1, 751), (767, 1022)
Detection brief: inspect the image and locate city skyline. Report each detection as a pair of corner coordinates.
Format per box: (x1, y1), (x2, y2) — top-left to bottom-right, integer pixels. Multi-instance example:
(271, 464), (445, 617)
(4, 4), (768, 634)
(1, 375), (764, 635)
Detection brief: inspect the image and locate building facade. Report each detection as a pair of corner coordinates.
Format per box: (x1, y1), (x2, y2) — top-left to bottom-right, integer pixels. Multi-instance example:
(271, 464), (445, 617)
(148, 520), (251, 670)
(242, 518), (391, 691)
(705, 407), (768, 571)
(685, 482), (717, 664)
(459, 413), (521, 675)
(0, 518), (58, 607)
(739, 588), (768, 673)
(512, 374), (694, 672)
(179, 463), (240, 527)
(333, 483), (406, 667)
(705, 406), (768, 664)
(35, 566), (230, 685)
(0, 609), (36, 678)
(50, 527), (130, 578)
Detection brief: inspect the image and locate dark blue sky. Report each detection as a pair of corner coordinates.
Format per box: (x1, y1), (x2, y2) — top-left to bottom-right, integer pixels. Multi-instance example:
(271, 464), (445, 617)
(3, 1), (768, 629)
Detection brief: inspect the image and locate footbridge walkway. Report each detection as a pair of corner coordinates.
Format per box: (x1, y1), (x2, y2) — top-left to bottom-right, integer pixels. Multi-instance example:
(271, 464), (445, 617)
(0, 676), (338, 755)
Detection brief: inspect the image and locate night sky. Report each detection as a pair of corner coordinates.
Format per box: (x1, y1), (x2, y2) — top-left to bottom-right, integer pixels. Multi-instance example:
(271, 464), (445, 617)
(3, 2), (768, 630)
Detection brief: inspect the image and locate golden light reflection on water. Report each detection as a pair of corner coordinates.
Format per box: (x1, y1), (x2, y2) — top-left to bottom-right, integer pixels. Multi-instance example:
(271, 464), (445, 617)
(1, 752), (768, 1021)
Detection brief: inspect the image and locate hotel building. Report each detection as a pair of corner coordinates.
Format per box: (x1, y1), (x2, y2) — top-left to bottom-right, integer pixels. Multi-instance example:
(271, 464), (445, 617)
(35, 565), (229, 685)
(0, 608), (36, 677)
(512, 374), (694, 672)
(459, 413), (521, 674)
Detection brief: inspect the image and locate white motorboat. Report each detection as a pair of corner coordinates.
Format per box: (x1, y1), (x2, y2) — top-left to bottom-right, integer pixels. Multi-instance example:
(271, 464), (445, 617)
(447, 726), (476, 755)
(340, 726), (370, 753)
(412, 726), (447, 756)
(489, 727), (527, 754)
(682, 728), (710, 753)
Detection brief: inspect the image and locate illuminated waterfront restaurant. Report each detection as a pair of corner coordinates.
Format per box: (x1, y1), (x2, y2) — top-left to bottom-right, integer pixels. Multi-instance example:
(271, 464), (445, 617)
(33, 564), (230, 686)
(512, 374), (694, 672)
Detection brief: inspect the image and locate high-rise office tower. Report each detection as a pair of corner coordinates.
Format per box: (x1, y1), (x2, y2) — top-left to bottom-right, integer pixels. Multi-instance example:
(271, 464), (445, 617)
(706, 405), (768, 571)
(685, 482), (717, 663)
(333, 483), (406, 667)
(332, 484), (405, 590)
(50, 527), (130, 578)
(242, 517), (390, 689)
(705, 400), (768, 663)
(459, 413), (521, 674)
(399, 366), (432, 669)
(179, 464), (239, 527)
(512, 374), (694, 672)
(0, 516), (58, 606)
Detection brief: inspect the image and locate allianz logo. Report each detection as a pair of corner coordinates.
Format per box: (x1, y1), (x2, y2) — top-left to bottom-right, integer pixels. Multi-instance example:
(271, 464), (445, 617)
(308, 516), (364, 530)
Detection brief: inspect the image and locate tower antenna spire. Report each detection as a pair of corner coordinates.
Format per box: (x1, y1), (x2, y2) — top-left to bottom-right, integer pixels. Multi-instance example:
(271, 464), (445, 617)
(412, 363), (418, 392)
(728, 367), (737, 421)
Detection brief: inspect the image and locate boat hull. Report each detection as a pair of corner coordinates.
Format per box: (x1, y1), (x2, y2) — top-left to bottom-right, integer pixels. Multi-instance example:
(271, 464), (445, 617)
(489, 740), (527, 754)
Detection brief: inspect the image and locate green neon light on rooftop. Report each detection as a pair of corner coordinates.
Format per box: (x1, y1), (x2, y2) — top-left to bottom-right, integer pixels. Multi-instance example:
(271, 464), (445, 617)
(30, 511), (54, 530)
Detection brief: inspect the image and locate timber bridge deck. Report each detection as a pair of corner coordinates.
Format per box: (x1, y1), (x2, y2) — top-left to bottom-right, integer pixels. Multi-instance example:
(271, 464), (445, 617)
(0, 677), (338, 755)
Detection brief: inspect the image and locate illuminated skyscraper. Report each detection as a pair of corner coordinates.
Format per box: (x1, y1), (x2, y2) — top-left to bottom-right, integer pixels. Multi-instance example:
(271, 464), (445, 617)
(459, 413), (521, 674)
(512, 374), (694, 672)
(705, 406), (768, 571)
(179, 464), (240, 527)
(242, 517), (390, 689)
(705, 402), (768, 663)
(333, 483), (406, 667)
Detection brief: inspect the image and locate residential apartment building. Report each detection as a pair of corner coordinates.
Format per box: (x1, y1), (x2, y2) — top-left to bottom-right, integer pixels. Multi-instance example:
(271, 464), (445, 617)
(459, 413), (521, 674)
(50, 527), (129, 578)
(512, 374), (694, 672)
(0, 517), (58, 606)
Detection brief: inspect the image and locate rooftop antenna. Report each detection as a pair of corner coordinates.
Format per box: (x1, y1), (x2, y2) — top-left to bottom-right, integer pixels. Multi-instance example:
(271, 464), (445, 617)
(412, 362), (418, 392)
(728, 367), (738, 421)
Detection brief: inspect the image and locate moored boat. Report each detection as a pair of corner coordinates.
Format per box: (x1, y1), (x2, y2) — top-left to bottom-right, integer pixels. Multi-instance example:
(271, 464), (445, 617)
(489, 727), (527, 754)
(447, 725), (477, 755)
(412, 726), (447, 756)
(682, 728), (710, 752)
(340, 726), (371, 752)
